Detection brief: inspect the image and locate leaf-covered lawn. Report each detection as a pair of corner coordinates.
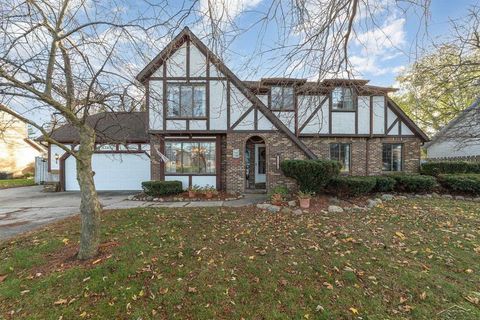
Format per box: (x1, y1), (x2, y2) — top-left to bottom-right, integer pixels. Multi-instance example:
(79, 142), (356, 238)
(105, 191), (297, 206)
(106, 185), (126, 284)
(0, 178), (35, 189)
(1, 199), (479, 319)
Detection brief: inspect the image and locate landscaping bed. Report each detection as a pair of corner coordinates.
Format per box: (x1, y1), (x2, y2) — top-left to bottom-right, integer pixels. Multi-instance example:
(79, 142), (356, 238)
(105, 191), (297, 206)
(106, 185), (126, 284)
(1, 198), (479, 319)
(131, 191), (243, 202)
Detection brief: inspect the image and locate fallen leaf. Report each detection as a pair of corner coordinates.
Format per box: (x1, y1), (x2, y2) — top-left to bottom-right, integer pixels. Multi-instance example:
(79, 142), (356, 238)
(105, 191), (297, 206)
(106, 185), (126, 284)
(395, 232), (406, 240)
(54, 298), (68, 305)
(79, 311), (87, 318)
(419, 292), (427, 300)
(159, 288), (169, 294)
(0, 275), (7, 283)
(323, 282), (333, 290)
(62, 238), (69, 245)
(92, 259), (102, 265)
(188, 287), (197, 293)
(349, 307), (359, 315)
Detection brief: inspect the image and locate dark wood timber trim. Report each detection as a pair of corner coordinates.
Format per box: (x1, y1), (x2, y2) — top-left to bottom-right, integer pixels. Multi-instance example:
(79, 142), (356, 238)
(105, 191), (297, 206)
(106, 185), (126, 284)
(386, 118), (400, 135)
(328, 92), (333, 134)
(298, 96), (329, 133)
(159, 135), (165, 180)
(206, 53), (210, 130)
(230, 106), (254, 129)
(47, 144), (51, 172)
(386, 98), (429, 141)
(215, 135), (222, 190)
(369, 96), (373, 136)
(186, 38), (190, 81)
(254, 108), (258, 130)
(384, 95), (388, 134)
(226, 80), (231, 128)
(149, 76), (226, 81)
(162, 63), (167, 130)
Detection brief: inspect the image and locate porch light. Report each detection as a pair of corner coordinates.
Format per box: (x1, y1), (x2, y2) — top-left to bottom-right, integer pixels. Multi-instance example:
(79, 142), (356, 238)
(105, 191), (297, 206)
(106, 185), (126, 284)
(55, 153), (60, 164)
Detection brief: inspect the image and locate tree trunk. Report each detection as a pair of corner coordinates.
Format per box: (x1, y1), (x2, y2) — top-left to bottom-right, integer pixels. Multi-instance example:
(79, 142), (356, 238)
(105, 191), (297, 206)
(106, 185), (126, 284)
(76, 126), (102, 260)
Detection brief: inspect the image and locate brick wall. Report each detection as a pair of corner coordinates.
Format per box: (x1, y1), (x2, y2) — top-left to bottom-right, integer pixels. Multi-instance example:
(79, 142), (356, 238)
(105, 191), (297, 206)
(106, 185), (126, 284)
(150, 134), (162, 180)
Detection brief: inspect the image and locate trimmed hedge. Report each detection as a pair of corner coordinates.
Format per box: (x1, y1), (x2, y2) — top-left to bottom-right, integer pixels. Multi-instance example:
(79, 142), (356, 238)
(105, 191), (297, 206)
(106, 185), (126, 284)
(281, 159), (341, 192)
(142, 180), (183, 196)
(375, 176), (396, 192)
(388, 174), (437, 193)
(326, 176), (377, 197)
(437, 174), (480, 194)
(421, 161), (480, 176)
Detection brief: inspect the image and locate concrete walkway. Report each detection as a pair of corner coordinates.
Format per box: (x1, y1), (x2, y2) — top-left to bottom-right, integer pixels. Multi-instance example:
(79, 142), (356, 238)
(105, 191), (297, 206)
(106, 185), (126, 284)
(0, 186), (266, 241)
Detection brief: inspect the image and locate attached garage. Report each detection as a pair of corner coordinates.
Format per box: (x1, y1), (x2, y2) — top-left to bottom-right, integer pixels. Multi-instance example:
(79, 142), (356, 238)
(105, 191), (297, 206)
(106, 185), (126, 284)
(63, 152), (150, 191)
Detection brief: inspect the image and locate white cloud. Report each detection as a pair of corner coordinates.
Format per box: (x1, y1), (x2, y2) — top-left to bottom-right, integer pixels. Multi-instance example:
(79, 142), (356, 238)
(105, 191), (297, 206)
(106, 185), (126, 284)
(351, 17), (406, 77)
(199, 0), (263, 25)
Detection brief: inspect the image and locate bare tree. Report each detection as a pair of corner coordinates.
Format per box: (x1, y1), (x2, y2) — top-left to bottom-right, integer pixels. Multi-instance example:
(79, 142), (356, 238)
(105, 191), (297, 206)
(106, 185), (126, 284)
(0, 0), (198, 259)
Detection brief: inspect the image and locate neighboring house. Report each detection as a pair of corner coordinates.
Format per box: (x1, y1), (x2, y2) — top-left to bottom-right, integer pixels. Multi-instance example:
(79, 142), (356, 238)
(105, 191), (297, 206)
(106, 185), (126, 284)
(45, 27), (428, 192)
(425, 98), (480, 161)
(0, 110), (46, 177)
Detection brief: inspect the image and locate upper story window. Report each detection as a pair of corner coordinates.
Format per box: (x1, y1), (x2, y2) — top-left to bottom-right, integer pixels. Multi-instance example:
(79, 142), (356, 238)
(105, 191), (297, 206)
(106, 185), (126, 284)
(167, 84), (206, 118)
(332, 87), (355, 111)
(271, 86), (294, 110)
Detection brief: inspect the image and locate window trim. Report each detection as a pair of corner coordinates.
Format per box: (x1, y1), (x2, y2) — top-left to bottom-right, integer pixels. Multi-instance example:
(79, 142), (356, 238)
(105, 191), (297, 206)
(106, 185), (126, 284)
(331, 86), (356, 111)
(269, 86), (295, 111)
(165, 82), (206, 119)
(329, 142), (352, 173)
(164, 139), (217, 175)
(382, 143), (404, 172)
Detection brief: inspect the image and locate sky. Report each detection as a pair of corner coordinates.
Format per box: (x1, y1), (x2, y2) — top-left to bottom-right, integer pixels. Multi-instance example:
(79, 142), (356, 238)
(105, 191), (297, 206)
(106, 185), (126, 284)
(193, 0), (479, 88)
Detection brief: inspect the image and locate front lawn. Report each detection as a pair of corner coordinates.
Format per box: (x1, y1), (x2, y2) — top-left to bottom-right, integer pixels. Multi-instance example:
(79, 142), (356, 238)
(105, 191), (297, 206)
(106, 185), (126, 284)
(0, 178), (35, 189)
(1, 199), (479, 319)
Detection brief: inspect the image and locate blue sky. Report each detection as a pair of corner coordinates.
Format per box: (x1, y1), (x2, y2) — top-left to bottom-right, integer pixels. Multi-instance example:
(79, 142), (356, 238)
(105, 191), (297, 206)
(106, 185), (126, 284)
(190, 0), (479, 88)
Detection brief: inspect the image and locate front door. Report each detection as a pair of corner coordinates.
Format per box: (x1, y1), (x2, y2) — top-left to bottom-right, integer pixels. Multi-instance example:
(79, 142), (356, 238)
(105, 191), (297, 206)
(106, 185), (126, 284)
(254, 144), (266, 184)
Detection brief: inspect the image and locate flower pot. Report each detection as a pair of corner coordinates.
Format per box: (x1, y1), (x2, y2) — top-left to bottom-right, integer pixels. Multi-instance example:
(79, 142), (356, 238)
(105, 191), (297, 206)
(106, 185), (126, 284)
(299, 198), (310, 209)
(271, 194), (283, 206)
(205, 191), (213, 199)
(188, 191), (196, 198)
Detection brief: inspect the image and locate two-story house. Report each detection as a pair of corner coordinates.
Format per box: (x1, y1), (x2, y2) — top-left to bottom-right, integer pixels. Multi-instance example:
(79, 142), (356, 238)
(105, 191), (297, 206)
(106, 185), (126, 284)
(45, 27), (428, 192)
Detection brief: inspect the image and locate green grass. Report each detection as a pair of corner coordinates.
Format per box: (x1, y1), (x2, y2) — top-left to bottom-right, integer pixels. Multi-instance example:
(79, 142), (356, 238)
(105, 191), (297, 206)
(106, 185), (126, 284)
(1, 199), (479, 319)
(0, 178), (35, 189)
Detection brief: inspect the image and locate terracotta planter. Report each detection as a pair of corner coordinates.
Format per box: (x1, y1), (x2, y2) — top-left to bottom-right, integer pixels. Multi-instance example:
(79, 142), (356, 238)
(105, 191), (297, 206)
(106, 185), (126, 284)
(188, 191), (196, 198)
(205, 192), (213, 199)
(299, 198), (310, 209)
(271, 194), (283, 206)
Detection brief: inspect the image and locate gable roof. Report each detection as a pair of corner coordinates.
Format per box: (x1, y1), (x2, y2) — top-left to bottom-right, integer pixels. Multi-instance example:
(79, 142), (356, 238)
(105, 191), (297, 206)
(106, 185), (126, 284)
(137, 27), (317, 159)
(386, 98), (429, 142)
(41, 112), (148, 143)
(425, 97), (480, 148)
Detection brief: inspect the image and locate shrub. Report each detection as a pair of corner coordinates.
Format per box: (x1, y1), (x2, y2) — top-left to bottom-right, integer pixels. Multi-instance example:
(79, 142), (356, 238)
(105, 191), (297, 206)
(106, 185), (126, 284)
(326, 176), (377, 197)
(388, 174), (437, 193)
(421, 161), (480, 176)
(0, 171), (12, 180)
(141, 180), (183, 196)
(281, 159), (341, 192)
(375, 176), (396, 192)
(269, 185), (289, 202)
(437, 174), (480, 194)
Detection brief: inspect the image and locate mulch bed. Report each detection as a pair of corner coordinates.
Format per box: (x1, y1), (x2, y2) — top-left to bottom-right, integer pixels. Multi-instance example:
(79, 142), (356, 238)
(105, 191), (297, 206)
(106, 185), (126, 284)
(134, 191), (242, 202)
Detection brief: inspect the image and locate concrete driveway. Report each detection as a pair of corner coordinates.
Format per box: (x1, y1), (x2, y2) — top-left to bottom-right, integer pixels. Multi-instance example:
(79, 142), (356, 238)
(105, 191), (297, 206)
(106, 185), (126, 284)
(0, 186), (266, 241)
(0, 186), (138, 241)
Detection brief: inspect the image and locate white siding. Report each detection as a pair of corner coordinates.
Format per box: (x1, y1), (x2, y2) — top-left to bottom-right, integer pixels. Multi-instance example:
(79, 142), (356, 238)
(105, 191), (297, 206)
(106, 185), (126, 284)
(331, 112), (355, 134)
(209, 81), (228, 130)
(230, 86), (253, 125)
(401, 122), (414, 135)
(166, 120), (187, 130)
(298, 95), (329, 134)
(372, 96), (385, 134)
(387, 121), (399, 135)
(149, 81), (163, 130)
(427, 139), (480, 158)
(274, 111), (295, 132)
(166, 43), (187, 77)
(257, 112), (276, 130)
(386, 106), (397, 128)
(233, 109), (255, 130)
(190, 45), (206, 77)
(357, 96), (370, 134)
(64, 153), (150, 191)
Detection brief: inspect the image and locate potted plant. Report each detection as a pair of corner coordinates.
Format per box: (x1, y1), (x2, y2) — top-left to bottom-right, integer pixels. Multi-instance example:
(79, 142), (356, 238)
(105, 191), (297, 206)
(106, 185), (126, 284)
(204, 185), (216, 199)
(188, 185), (199, 198)
(269, 186), (289, 205)
(298, 191), (313, 209)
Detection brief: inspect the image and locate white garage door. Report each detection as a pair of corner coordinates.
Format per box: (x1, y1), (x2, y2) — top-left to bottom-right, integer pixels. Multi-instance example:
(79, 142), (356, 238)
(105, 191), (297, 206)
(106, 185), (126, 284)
(64, 153), (150, 191)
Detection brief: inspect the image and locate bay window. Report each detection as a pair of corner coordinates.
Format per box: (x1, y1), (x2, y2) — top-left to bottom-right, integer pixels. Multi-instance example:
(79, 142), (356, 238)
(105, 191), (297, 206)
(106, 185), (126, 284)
(330, 143), (351, 173)
(167, 84), (206, 117)
(383, 143), (403, 171)
(165, 141), (216, 174)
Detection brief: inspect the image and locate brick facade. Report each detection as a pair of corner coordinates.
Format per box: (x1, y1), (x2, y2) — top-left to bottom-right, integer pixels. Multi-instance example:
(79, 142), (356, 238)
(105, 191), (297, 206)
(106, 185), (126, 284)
(150, 133), (422, 194)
